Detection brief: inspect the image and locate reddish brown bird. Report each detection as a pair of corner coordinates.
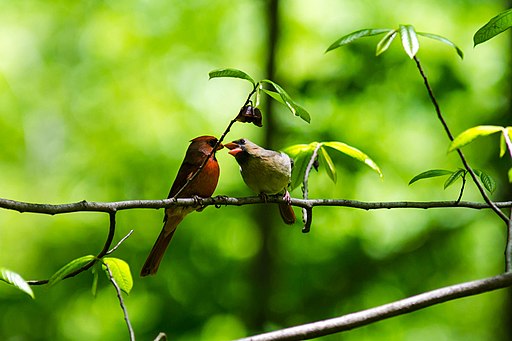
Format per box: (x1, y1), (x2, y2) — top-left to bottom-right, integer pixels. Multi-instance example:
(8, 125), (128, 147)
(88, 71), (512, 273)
(225, 138), (296, 225)
(140, 135), (223, 277)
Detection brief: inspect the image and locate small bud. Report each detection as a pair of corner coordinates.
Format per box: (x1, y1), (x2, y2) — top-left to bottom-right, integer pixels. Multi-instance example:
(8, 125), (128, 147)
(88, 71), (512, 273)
(235, 105), (263, 127)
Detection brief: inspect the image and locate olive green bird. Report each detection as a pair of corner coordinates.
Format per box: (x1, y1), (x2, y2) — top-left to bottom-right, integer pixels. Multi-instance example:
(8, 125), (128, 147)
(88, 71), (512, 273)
(225, 138), (296, 224)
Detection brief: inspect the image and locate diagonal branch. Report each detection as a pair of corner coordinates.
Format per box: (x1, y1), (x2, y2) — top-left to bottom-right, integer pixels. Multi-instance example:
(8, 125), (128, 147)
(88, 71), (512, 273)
(172, 83), (259, 199)
(27, 211), (118, 285)
(235, 272), (512, 341)
(413, 56), (508, 223)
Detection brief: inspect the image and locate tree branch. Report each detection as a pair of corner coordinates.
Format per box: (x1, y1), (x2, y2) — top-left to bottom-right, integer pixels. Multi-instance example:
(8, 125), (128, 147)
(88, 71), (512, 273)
(235, 272), (512, 341)
(413, 56), (509, 223)
(1, 196), (512, 215)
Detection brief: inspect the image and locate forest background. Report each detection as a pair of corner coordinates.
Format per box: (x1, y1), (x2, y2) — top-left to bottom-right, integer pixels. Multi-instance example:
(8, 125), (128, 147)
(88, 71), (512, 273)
(0, 0), (511, 340)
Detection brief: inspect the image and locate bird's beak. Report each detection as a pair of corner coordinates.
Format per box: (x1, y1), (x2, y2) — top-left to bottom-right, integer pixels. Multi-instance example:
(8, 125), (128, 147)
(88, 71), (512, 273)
(215, 142), (224, 151)
(224, 142), (243, 156)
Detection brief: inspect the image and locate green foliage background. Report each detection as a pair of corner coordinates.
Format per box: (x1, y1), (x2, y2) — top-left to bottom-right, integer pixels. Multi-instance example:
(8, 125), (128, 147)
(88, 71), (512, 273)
(0, 0), (510, 340)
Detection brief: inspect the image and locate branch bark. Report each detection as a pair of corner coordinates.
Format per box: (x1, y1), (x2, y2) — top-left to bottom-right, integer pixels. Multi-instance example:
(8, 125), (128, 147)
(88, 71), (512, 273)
(1, 196), (511, 215)
(235, 272), (512, 341)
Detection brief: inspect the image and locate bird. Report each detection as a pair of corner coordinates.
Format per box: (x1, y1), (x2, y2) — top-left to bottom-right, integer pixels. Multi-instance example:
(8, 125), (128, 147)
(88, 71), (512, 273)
(140, 135), (223, 277)
(224, 138), (296, 224)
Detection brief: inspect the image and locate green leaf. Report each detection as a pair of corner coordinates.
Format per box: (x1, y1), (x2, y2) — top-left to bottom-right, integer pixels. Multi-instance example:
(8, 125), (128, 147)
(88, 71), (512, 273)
(208, 68), (255, 86)
(283, 144), (312, 158)
(326, 28), (393, 52)
(444, 169), (465, 189)
(448, 125), (504, 152)
(91, 262), (101, 297)
(376, 29), (398, 56)
(318, 146), (337, 183)
(102, 258), (133, 294)
(261, 89), (285, 105)
(408, 169), (453, 185)
(399, 24), (419, 59)
(323, 141), (383, 178)
(286, 143), (316, 190)
(49, 255), (96, 287)
(478, 170), (496, 194)
(500, 127), (512, 158)
(416, 32), (464, 59)
(260, 79), (311, 123)
(508, 168), (512, 183)
(0, 268), (34, 299)
(474, 8), (512, 46)
(500, 131), (506, 157)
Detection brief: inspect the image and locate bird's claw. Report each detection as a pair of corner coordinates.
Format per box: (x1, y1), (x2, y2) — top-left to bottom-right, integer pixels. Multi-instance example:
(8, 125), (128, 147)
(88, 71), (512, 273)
(213, 195), (229, 208)
(282, 190), (292, 205)
(193, 195), (207, 211)
(259, 192), (269, 203)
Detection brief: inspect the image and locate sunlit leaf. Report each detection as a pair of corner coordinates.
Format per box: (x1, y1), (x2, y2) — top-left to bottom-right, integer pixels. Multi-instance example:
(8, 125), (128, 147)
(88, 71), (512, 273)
(91, 262), (101, 297)
(399, 24), (419, 59)
(448, 125), (504, 152)
(0, 268), (34, 299)
(261, 89), (285, 105)
(376, 29), (398, 56)
(283, 144), (312, 158)
(444, 169), (465, 189)
(500, 131), (506, 157)
(286, 143), (316, 190)
(474, 8), (512, 46)
(326, 28), (393, 52)
(49, 255), (96, 287)
(508, 168), (512, 183)
(208, 68), (255, 85)
(417, 32), (464, 59)
(408, 169), (453, 185)
(500, 127), (512, 158)
(478, 170), (496, 194)
(318, 146), (337, 183)
(261, 79), (311, 123)
(323, 141), (383, 178)
(102, 258), (133, 294)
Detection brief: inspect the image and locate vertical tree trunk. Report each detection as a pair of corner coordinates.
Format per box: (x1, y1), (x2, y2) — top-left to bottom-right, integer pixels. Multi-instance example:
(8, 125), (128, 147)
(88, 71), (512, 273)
(247, 0), (280, 332)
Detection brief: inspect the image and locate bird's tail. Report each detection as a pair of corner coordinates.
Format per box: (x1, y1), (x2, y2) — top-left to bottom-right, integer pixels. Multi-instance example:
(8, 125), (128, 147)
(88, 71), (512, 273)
(278, 203), (296, 225)
(140, 213), (185, 277)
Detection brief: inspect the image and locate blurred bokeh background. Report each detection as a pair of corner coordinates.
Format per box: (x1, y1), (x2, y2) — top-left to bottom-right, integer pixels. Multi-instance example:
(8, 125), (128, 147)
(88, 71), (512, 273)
(0, 0), (511, 340)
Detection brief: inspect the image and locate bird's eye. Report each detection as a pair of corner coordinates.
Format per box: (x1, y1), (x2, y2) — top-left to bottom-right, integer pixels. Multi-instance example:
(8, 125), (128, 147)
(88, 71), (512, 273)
(208, 139), (218, 147)
(239, 138), (245, 144)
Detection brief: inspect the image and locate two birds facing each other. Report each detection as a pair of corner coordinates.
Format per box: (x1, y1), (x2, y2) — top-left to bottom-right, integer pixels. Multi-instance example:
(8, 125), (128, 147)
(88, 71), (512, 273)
(140, 135), (295, 277)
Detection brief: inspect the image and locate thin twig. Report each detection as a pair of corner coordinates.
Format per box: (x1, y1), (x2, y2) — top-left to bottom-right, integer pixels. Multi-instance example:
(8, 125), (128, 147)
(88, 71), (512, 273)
(413, 56), (508, 223)
(104, 263), (135, 341)
(301, 143), (322, 233)
(107, 229), (134, 255)
(456, 172), (466, 204)
(172, 83), (259, 199)
(235, 272), (512, 341)
(27, 211), (117, 285)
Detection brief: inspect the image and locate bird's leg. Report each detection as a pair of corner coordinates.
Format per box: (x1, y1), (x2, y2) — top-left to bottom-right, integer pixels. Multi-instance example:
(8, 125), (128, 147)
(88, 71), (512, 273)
(192, 195), (206, 211)
(259, 192), (269, 203)
(282, 190), (292, 205)
(213, 195), (229, 209)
